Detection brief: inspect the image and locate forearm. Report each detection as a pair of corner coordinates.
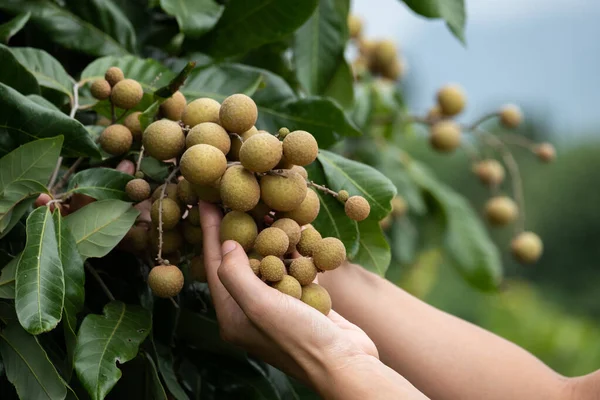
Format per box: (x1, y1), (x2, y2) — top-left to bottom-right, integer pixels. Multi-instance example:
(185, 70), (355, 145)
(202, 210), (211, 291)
(318, 262), (569, 400)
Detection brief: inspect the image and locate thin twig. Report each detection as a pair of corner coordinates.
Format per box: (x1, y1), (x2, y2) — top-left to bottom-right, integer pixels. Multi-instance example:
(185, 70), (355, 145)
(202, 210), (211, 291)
(115, 109), (129, 124)
(135, 146), (145, 174)
(85, 262), (116, 301)
(156, 167), (180, 265)
(498, 133), (536, 150)
(51, 157), (84, 194)
(306, 180), (339, 197)
(467, 112), (498, 131)
(169, 297), (180, 309)
(230, 133), (243, 143)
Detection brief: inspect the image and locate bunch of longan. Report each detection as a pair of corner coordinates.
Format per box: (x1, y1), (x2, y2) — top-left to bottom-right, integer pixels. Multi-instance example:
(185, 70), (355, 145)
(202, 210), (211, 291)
(97, 68), (370, 315)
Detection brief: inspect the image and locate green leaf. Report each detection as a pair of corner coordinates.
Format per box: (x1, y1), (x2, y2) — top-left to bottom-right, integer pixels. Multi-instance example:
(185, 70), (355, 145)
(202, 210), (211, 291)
(159, 0), (223, 38)
(0, 84), (100, 157)
(351, 219), (391, 276)
(407, 161), (503, 290)
(390, 217), (418, 265)
(81, 55), (175, 89)
(322, 59), (355, 109)
(67, 168), (134, 201)
(181, 63), (264, 101)
(144, 352), (168, 400)
(153, 341), (188, 400)
(15, 206), (65, 335)
(0, 0), (132, 56)
(27, 94), (63, 112)
(53, 210), (84, 379)
(305, 162), (359, 258)
(0, 198), (35, 240)
(0, 255), (18, 299)
(195, 0), (318, 57)
(10, 47), (74, 100)
(351, 83), (374, 130)
(294, 0), (349, 96)
(318, 149), (397, 220)
(140, 157), (170, 182)
(399, 0), (466, 43)
(0, 319), (67, 400)
(65, 199), (140, 259)
(0, 44), (39, 95)
(0, 180), (48, 234)
(154, 61), (197, 99)
(0, 11), (30, 43)
(74, 301), (151, 400)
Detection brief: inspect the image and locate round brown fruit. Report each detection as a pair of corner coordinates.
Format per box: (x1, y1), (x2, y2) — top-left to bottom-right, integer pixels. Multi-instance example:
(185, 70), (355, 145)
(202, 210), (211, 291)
(99, 124), (132, 156)
(220, 211), (257, 251)
(123, 225), (148, 252)
(123, 111), (142, 141)
(347, 14), (362, 39)
(271, 218), (301, 253)
(228, 126), (258, 161)
(111, 79), (143, 109)
(473, 160), (505, 186)
(511, 231), (543, 264)
(282, 189), (320, 225)
(148, 265), (184, 298)
(345, 196), (371, 221)
(254, 227), (289, 258)
(219, 165), (260, 212)
(239, 133), (282, 173)
(182, 98), (220, 127)
(391, 196), (407, 217)
(160, 91), (186, 121)
(272, 275), (302, 299)
(193, 180), (221, 203)
(182, 221), (203, 245)
(259, 256), (286, 282)
(186, 122), (231, 155)
(499, 104), (523, 129)
(430, 120), (461, 152)
(249, 258), (261, 276)
(91, 79), (111, 100)
(282, 130), (318, 166)
(312, 237), (346, 271)
(436, 84), (466, 116)
(484, 196), (518, 226)
(300, 283), (332, 315)
(337, 190), (349, 203)
(180, 144), (227, 185)
(260, 172), (307, 212)
(187, 207), (200, 226)
(125, 178), (150, 202)
(150, 228), (183, 254)
(176, 179), (198, 205)
(105, 66), (124, 87)
(534, 143), (556, 163)
(143, 119), (185, 161)
(296, 227), (322, 257)
(289, 257), (318, 286)
(290, 165), (308, 179)
(150, 198), (181, 230)
(152, 183), (179, 203)
(219, 94), (258, 133)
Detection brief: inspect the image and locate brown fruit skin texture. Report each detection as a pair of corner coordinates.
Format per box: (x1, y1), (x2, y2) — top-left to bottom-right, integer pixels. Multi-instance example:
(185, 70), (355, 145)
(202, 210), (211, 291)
(511, 231), (543, 264)
(282, 130), (318, 166)
(150, 228), (183, 254)
(176, 179), (198, 205)
(182, 98), (221, 127)
(283, 189), (320, 226)
(272, 275), (302, 299)
(436, 84), (466, 116)
(271, 218), (301, 253)
(220, 165), (260, 212)
(301, 283), (332, 315)
(499, 104), (523, 129)
(150, 198), (182, 230)
(126, 178), (151, 202)
(381, 58), (404, 81)
(186, 122), (231, 155)
(259, 256), (286, 282)
(296, 227), (322, 257)
(229, 126), (258, 161)
(430, 120), (461, 152)
(152, 183), (179, 203)
(473, 160), (505, 186)
(254, 227), (289, 257)
(180, 144), (227, 185)
(348, 14), (362, 39)
(249, 258), (261, 276)
(249, 201), (272, 226)
(143, 119), (185, 161)
(91, 79), (111, 100)
(219, 94), (258, 133)
(190, 255), (207, 282)
(260, 172), (307, 212)
(182, 221), (203, 245)
(220, 211), (257, 251)
(187, 207), (200, 226)
(290, 165), (308, 180)
(240, 133), (283, 173)
(337, 190), (349, 203)
(148, 265), (184, 298)
(371, 39), (398, 71)
(100, 124), (132, 155)
(534, 143), (556, 163)
(289, 257), (318, 286)
(391, 196), (407, 217)
(345, 196), (370, 221)
(313, 237), (346, 271)
(124, 111), (142, 141)
(485, 196), (518, 226)
(193, 180), (221, 203)
(111, 79), (143, 109)
(105, 67), (124, 87)
(160, 91), (186, 121)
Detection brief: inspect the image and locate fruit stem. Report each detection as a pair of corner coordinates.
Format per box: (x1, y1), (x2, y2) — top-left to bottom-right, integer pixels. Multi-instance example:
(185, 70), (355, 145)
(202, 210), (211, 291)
(306, 180), (339, 197)
(230, 132), (243, 143)
(135, 146), (145, 174)
(50, 156), (85, 194)
(156, 167), (180, 265)
(169, 297), (180, 309)
(467, 112), (497, 131)
(497, 133), (536, 150)
(85, 262), (116, 301)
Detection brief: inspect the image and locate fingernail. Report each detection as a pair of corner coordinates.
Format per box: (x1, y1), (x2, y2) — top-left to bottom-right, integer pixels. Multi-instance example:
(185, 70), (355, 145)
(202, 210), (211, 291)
(222, 241), (236, 255)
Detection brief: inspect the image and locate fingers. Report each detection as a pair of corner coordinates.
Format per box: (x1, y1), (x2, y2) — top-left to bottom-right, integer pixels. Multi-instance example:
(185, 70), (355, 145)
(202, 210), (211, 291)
(198, 201), (223, 270)
(116, 160), (135, 175)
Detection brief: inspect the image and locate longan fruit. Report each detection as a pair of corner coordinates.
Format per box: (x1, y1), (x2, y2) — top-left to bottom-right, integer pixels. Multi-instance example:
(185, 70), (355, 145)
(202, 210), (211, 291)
(473, 160), (505, 186)
(534, 143), (556, 163)
(511, 231), (543, 264)
(96, 116), (112, 126)
(220, 165), (260, 212)
(151, 198), (182, 230)
(312, 237), (346, 271)
(347, 14), (362, 39)
(105, 66), (124, 87)
(436, 84), (466, 116)
(259, 256), (285, 282)
(186, 122), (231, 155)
(193, 180), (221, 203)
(430, 120), (461, 152)
(427, 105), (443, 122)
(99, 124), (132, 155)
(220, 211), (257, 251)
(124, 111), (142, 141)
(187, 207), (200, 226)
(345, 196), (370, 221)
(289, 257), (318, 286)
(239, 133), (282, 173)
(337, 190), (349, 203)
(296, 227), (322, 257)
(372, 39), (398, 69)
(379, 214), (393, 230)
(152, 183), (179, 203)
(275, 154), (294, 170)
(182, 98), (220, 127)
(150, 227), (183, 254)
(177, 179), (198, 205)
(249, 258), (261, 276)
(219, 94), (258, 133)
(229, 126), (258, 161)
(190, 255), (207, 282)
(272, 275), (302, 299)
(499, 104), (523, 129)
(272, 218), (301, 253)
(381, 58), (404, 81)
(260, 172), (307, 212)
(143, 119), (185, 161)
(91, 79), (111, 100)
(125, 178), (150, 202)
(283, 189), (320, 225)
(485, 196), (518, 226)
(301, 283), (332, 315)
(111, 78), (143, 109)
(160, 91), (186, 121)
(278, 127), (290, 138)
(148, 265), (184, 298)
(249, 201), (272, 226)
(282, 130), (318, 166)
(123, 225), (149, 252)
(290, 165), (308, 179)
(391, 196), (407, 217)
(254, 227), (289, 257)
(180, 144), (227, 185)
(182, 220), (203, 245)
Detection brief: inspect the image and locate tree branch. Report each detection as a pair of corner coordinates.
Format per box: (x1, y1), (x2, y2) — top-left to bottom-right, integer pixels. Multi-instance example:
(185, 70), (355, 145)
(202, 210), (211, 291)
(85, 262), (116, 301)
(156, 167), (180, 265)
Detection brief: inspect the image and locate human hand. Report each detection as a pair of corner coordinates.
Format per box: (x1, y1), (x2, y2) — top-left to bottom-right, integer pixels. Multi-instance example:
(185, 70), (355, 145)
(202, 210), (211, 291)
(198, 201), (378, 390)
